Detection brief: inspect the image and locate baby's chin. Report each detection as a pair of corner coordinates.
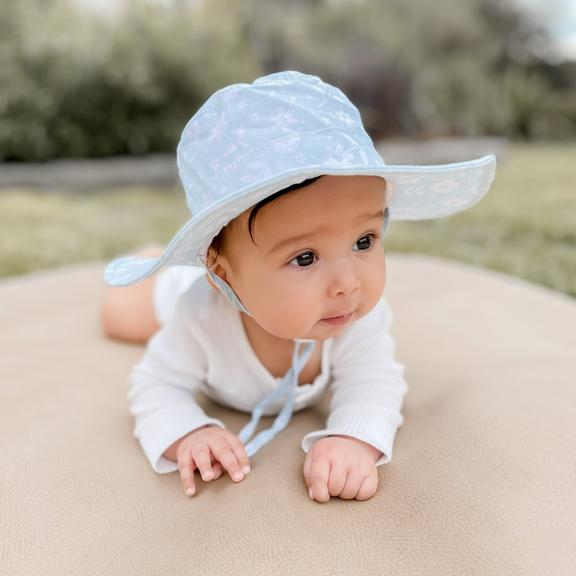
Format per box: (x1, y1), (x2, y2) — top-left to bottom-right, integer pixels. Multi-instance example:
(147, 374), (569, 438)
(253, 308), (368, 341)
(253, 322), (343, 342)
(281, 318), (360, 342)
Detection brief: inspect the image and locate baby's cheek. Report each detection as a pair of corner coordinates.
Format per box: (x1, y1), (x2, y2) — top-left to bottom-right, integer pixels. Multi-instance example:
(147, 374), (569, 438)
(370, 254), (386, 292)
(275, 300), (312, 336)
(269, 292), (317, 337)
(360, 263), (386, 315)
(248, 297), (300, 338)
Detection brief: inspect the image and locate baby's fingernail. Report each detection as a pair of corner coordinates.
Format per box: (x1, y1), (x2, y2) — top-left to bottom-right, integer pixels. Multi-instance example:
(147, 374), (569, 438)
(233, 471), (244, 481)
(203, 470), (213, 480)
(309, 487), (314, 499)
(242, 465), (251, 475)
(186, 488), (195, 496)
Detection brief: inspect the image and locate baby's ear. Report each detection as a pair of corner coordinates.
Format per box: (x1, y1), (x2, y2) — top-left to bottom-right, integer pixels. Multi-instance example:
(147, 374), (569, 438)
(205, 273), (219, 293)
(205, 247), (230, 292)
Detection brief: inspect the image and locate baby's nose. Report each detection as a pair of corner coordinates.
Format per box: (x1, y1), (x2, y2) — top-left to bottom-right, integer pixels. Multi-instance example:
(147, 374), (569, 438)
(328, 261), (360, 297)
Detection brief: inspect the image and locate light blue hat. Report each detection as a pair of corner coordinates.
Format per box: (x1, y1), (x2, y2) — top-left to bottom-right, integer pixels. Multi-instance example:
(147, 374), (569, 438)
(104, 70), (497, 459)
(104, 69), (496, 290)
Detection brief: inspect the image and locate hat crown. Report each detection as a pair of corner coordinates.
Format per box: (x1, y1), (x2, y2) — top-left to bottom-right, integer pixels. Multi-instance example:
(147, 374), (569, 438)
(176, 70), (385, 217)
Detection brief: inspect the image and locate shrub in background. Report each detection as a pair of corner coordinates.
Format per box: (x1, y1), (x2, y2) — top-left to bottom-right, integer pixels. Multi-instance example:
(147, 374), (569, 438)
(0, 0), (261, 160)
(0, 0), (574, 161)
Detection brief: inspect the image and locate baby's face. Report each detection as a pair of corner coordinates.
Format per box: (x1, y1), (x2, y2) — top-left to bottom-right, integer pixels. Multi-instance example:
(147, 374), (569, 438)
(212, 175), (387, 341)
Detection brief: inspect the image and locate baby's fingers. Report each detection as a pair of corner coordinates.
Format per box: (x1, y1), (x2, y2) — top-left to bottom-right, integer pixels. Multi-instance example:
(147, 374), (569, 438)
(179, 449), (197, 496)
(309, 457), (331, 503)
(211, 438), (249, 482)
(180, 444), (217, 496)
(227, 434), (251, 476)
(193, 444), (215, 483)
(211, 462), (223, 479)
(355, 471), (378, 501)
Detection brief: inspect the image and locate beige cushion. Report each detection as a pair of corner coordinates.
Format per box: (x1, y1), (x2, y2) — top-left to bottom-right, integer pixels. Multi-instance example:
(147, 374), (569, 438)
(1, 253), (575, 575)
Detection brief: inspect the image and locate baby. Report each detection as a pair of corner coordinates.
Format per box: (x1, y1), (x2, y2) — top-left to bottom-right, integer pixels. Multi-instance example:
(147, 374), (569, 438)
(102, 70), (496, 503)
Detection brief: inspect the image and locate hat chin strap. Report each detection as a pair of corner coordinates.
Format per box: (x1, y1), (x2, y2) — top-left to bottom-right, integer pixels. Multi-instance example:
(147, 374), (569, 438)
(204, 266), (317, 458)
(205, 268), (252, 316)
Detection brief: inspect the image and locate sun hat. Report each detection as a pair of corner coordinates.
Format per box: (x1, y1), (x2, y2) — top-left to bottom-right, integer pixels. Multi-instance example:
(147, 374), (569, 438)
(104, 69), (496, 290)
(103, 69), (497, 460)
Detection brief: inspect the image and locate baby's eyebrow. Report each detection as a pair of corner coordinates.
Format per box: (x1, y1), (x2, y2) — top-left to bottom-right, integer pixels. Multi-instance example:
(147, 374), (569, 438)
(268, 208), (386, 254)
(355, 208), (385, 222)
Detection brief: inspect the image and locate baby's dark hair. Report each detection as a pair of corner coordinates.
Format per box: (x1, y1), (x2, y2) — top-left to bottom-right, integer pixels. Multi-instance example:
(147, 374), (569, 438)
(207, 175), (323, 266)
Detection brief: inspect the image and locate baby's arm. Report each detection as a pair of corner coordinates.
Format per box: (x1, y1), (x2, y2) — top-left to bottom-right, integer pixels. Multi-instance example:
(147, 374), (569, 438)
(301, 297), (408, 466)
(128, 293), (226, 474)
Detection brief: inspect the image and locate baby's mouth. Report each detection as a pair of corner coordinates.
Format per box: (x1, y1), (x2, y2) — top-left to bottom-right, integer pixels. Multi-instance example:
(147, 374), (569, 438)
(320, 310), (355, 326)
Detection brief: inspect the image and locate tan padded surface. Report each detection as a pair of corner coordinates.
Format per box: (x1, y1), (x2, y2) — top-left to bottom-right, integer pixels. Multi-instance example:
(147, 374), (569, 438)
(1, 253), (575, 575)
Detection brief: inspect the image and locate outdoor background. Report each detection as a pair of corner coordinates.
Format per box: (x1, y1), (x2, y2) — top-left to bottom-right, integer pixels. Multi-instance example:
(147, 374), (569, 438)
(0, 0), (575, 298)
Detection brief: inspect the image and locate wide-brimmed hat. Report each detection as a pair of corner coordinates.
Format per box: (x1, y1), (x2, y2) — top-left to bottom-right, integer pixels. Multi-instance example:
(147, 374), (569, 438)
(104, 70), (496, 287)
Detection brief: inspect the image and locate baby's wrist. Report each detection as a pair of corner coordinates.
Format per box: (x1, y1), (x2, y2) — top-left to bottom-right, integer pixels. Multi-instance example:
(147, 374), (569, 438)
(328, 434), (383, 462)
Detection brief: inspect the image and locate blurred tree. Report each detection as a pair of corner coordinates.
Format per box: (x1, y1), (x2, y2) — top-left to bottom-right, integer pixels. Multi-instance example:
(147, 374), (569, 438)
(0, 0), (261, 160)
(0, 0), (573, 160)
(236, 0), (573, 140)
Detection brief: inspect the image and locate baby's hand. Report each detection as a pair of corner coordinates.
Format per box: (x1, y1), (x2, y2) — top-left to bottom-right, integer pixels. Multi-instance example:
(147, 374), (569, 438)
(175, 424), (251, 497)
(303, 436), (379, 503)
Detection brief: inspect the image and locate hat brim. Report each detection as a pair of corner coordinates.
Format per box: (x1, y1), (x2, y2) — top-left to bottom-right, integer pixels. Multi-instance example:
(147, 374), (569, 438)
(104, 154), (496, 287)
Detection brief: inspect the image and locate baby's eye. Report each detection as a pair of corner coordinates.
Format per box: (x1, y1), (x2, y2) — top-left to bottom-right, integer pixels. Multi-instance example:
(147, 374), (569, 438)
(353, 234), (376, 251)
(289, 251), (316, 267)
(288, 233), (380, 266)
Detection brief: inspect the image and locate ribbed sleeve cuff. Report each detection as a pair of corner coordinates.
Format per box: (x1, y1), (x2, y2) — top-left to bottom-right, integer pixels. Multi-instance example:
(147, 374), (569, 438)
(135, 403), (226, 474)
(300, 406), (404, 467)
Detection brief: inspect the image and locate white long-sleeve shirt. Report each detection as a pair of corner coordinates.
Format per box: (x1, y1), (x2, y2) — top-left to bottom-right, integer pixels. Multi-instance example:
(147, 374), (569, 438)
(129, 270), (408, 474)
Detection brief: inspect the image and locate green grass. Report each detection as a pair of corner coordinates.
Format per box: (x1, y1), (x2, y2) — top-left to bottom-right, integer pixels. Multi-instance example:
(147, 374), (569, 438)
(388, 142), (576, 298)
(1, 142), (575, 298)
